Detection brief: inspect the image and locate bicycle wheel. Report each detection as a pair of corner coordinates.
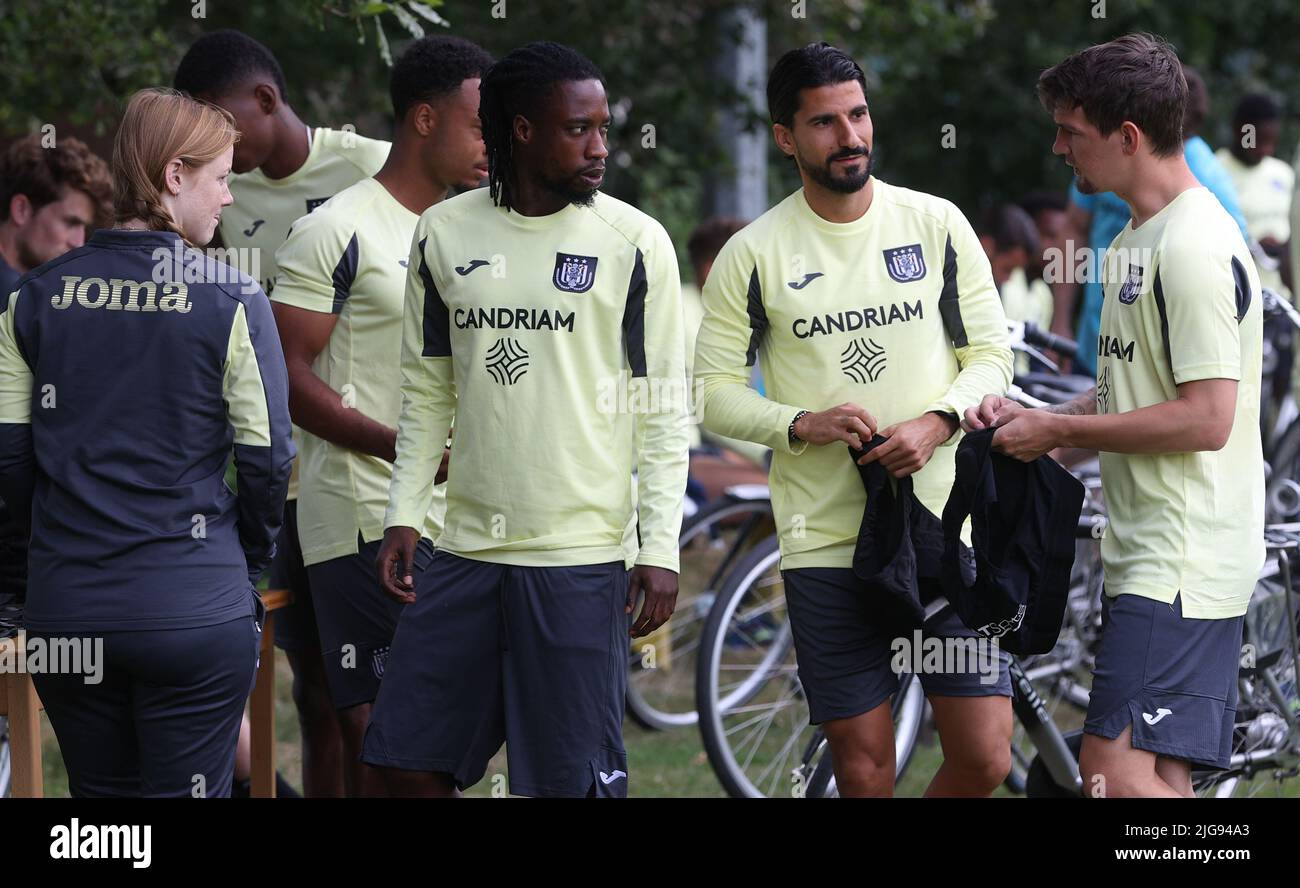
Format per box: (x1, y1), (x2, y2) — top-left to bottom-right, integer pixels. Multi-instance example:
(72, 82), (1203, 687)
(1266, 417), (1300, 522)
(803, 671), (926, 798)
(626, 491), (773, 731)
(695, 535), (809, 798)
(1193, 565), (1300, 798)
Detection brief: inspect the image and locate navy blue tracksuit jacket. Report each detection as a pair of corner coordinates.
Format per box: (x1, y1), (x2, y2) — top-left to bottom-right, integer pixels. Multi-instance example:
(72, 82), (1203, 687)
(0, 229), (294, 632)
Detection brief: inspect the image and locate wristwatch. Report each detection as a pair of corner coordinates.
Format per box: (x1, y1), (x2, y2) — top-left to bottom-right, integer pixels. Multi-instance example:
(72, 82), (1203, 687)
(789, 410), (810, 446)
(927, 410), (960, 437)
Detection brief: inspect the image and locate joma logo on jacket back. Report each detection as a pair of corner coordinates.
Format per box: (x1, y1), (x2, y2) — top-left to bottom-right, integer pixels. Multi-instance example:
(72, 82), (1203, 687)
(50, 276), (191, 313)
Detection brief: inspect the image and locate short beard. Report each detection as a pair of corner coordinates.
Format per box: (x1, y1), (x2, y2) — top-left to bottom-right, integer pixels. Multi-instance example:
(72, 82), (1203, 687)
(541, 171), (598, 208)
(17, 237), (47, 272)
(802, 147), (874, 194)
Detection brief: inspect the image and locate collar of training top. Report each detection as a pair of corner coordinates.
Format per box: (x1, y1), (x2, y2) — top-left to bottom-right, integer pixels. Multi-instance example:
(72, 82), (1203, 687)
(90, 229), (184, 249)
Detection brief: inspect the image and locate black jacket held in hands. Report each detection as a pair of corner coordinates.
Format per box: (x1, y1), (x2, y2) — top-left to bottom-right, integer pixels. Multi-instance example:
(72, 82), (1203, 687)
(850, 428), (1085, 655)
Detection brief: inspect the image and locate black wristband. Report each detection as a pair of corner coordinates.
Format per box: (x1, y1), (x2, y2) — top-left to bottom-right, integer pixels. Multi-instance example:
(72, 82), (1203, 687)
(789, 410), (810, 446)
(927, 410), (959, 436)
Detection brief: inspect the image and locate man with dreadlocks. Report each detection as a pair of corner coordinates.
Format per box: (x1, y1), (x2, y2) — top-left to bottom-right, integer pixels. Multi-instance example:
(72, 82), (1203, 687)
(361, 42), (689, 798)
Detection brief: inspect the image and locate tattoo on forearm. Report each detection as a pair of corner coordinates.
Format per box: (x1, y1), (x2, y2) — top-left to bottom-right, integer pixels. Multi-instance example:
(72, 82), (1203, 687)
(1045, 389), (1095, 417)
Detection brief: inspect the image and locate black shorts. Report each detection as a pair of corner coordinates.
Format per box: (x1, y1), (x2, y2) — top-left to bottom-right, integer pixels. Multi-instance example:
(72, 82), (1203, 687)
(783, 566), (1011, 725)
(29, 616), (259, 797)
(1084, 592), (1243, 770)
(268, 500), (319, 653)
(307, 535), (434, 710)
(360, 551), (630, 798)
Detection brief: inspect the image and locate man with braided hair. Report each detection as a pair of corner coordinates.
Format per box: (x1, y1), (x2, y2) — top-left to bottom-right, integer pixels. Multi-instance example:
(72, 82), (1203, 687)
(362, 42), (689, 798)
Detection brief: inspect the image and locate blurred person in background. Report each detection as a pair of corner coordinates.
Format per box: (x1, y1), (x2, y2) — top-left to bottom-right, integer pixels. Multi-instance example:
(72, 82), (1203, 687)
(683, 217), (768, 507)
(978, 203), (1051, 376)
(0, 134), (112, 636)
(1216, 93), (1292, 297)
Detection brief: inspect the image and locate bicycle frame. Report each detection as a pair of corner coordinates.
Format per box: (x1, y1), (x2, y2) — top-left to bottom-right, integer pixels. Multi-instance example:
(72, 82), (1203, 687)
(1008, 655), (1082, 795)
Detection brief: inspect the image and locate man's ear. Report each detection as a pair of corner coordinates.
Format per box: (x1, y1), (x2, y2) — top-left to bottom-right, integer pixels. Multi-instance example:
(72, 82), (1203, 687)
(253, 82), (279, 116)
(511, 113), (532, 147)
(772, 123), (796, 158)
(1120, 121), (1142, 156)
(8, 193), (32, 226)
(411, 102), (438, 138)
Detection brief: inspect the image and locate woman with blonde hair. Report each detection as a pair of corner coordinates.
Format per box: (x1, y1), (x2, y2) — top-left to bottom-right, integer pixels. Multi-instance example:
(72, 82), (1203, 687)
(0, 88), (294, 797)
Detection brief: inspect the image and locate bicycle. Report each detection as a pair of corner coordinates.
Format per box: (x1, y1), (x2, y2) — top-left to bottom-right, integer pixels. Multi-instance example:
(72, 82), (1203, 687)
(695, 319), (1105, 797)
(626, 483), (773, 731)
(1186, 523), (1300, 797)
(693, 533), (928, 798)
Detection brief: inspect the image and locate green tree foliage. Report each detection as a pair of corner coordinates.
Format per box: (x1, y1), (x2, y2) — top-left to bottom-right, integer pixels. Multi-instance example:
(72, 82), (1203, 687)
(3, 0), (1300, 247)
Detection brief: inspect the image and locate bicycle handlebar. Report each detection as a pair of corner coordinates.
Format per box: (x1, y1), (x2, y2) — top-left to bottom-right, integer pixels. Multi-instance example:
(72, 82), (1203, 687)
(1020, 322), (1079, 360)
(1262, 288), (1300, 332)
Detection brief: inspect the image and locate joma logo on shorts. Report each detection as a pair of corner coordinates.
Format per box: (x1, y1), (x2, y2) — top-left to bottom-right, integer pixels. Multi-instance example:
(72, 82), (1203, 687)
(51, 276), (191, 313)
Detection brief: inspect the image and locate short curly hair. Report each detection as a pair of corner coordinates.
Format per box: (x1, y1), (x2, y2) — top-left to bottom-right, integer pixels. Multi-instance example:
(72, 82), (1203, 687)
(391, 35), (493, 120)
(174, 29), (288, 102)
(0, 133), (113, 227)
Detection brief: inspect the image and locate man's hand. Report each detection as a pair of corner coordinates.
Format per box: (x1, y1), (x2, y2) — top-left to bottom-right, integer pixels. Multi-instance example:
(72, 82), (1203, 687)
(376, 526), (420, 604)
(990, 408), (1062, 462)
(627, 566), (678, 638)
(962, 394), (1024, 432)
(793, 403), (878, 449)
(856, 412), (955, 478)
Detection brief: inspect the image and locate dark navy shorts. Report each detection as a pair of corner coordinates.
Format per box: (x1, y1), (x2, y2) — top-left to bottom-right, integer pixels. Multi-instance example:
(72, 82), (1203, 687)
(29, 615), (259, 797)
(1084, 592), (1243, 770)
(307, 535), (434, 710)
(268, 500), (318, 653)
(782, 567), (1011, 725)
(360, 551), (630, 798)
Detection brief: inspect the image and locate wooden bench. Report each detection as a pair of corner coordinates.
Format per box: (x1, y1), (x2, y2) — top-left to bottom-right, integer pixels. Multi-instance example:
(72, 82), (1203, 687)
(0, 632), (44, 797)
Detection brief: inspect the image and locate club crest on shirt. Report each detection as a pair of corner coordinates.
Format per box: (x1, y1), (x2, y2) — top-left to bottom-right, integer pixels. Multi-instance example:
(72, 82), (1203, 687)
(882, 244), (926, 283)
(1118, 264), (1144, 305)
(305, 196), (330, 214)
(553, 252), (598, 293)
